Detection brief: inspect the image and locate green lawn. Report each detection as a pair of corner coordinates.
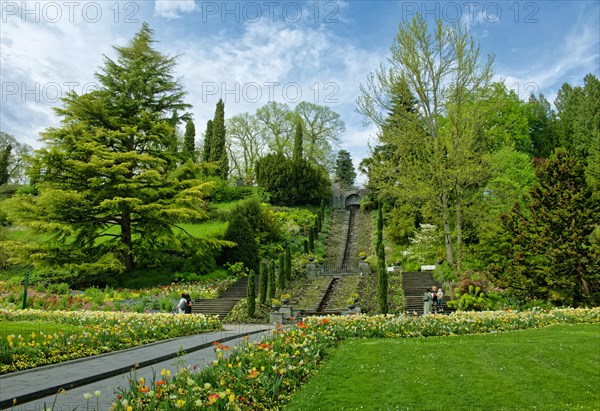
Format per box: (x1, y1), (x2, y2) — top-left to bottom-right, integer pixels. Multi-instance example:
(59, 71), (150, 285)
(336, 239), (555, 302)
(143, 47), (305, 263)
(285, 323), (600, 411)
(0, 321), (82, 338)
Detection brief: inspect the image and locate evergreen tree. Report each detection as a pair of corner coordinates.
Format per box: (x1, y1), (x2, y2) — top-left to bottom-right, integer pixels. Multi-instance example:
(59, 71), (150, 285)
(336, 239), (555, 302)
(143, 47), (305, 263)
(222, 213), (259, 272)
(285, 246), (292, 282)
(334, 150), (356, 187)
(526, 93), (557, 158)
(501, 149), (600, 305)
(267, 260), (276, 302)
(308, 227), (315, 252)
(210, 99), (229, 179)
(378, 242), (388, 314)
(313, 216), (319, 240)
(2, 24), (218, 275)
(303, 239), (309, 254)
(292, 118), (303, 164)
(247, 269), (256, 318)
(255, 152), (331, 206)
(0, 144), (12, 185)
(278, 253), (286, 289)
(183, 119), (196, 162)
(377, 206), (384, 253)
(259, 259), (268, 304)
(202, 120), (213, 163)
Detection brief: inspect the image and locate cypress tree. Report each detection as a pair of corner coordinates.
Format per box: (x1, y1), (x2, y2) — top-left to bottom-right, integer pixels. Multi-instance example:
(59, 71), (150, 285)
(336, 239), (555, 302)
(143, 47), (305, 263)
(303, 239), (309, 254)
(183, 119), (196, 162)
(259, 259), (268, 304)
(267, 260), (276, 303)
(377, 205), (384, 252)
(313, 216), (319, 239)
(202, 120), (213, 163)
(292, 117), (303, 164)
(278, 253), (286, 289)
(247, 269), (256, 318)
(285, 246), (292, 282)
(378, 242), (388, 314)
(210, 99), (228, 179)
(308, 227), (315, 252)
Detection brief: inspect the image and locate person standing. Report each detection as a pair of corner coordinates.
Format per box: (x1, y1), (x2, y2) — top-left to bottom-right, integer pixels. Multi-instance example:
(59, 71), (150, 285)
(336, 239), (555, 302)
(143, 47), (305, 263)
(423, 288), (432, 315)
(437, 288), (444, 311)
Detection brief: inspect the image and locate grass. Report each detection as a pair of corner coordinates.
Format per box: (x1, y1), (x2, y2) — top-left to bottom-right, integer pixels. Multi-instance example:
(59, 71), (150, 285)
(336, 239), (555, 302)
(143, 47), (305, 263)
(0, 321), (82, 339)
(179, 221), (228, 238)
(285, 323), (600, 411)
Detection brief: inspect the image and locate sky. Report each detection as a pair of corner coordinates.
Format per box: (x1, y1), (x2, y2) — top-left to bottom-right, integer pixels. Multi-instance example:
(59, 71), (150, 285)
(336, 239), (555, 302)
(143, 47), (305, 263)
(1, 0), (599, 184)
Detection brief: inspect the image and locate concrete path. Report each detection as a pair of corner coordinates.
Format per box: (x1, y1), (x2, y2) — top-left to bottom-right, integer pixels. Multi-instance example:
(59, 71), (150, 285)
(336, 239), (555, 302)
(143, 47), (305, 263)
(0, 324), (274, 410)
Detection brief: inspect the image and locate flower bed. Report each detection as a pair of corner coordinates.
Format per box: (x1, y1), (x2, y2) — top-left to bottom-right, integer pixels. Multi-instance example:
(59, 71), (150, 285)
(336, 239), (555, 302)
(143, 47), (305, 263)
(110, 308), (599, 410)
(0, 309), (221, 374)
(0, 279), (235, 312)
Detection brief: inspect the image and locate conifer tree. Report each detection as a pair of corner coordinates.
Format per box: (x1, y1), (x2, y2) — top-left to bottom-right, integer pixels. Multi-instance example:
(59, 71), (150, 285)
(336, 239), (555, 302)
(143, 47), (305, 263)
(308, 227), (315, 252)
(2, 24), (217, 275)
(278, 253), (286, 289)
(378, 242), (388, 314)
(334, 149), (356, 187)
(292, 118), (303, 164)
(267, 260), (276, 302)
(202, 120), (213, 163)
(247, 269), (256, 318)
(259, 259), (268, 304)
(183, 119), (196, 162)
(210, 99), (229, 179)
(285, 246), (292, 282)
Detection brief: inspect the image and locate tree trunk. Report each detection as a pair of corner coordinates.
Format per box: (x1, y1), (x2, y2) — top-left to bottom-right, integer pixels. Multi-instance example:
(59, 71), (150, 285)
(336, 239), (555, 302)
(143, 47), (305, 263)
(121, 206), (134, 272)
(455, 188), (463, 272)
(441, 190), (455, 266)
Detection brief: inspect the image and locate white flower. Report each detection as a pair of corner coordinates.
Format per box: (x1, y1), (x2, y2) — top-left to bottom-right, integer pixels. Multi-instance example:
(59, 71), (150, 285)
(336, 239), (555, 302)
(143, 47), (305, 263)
(83, 393), (92, 401)
(94, 390), (101, 398)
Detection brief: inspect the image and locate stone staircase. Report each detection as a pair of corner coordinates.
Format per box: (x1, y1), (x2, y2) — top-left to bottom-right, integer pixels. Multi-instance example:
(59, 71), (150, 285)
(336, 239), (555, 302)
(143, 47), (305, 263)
(402, 271), (452, 315)
(191, 276), (256, 320)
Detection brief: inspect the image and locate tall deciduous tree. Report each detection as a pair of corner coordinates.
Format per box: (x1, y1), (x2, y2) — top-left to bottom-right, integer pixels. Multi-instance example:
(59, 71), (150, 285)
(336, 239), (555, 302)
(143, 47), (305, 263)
(334, 150), (356, 187)
(357, 14), (494, 270)
(294, 101), (344, 171)
(3, 24), (216, 275)
(226, 113), (266, 184)
(0, 131), (34, 185)
(0, 144), (12, 185)
(256, 101), (294, 155)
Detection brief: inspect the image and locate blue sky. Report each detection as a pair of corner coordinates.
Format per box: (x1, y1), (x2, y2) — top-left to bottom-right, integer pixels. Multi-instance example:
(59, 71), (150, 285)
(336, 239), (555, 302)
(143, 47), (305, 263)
(1, 1), (598, 183)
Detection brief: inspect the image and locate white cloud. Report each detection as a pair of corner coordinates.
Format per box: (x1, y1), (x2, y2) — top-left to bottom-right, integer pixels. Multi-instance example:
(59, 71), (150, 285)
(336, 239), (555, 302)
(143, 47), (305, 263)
(154, 0), (196, 19)
(495, 12), (598, 101)
(0, 2), (139, 147)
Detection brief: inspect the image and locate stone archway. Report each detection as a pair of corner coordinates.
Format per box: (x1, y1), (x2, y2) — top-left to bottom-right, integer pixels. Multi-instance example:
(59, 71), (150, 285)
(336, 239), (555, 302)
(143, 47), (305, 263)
(344, 193), (362, 208)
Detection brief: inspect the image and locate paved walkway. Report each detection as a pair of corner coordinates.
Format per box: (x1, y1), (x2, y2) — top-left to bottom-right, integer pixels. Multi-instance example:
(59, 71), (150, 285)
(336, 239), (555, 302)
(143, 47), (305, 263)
(0, 324), (274, 410)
